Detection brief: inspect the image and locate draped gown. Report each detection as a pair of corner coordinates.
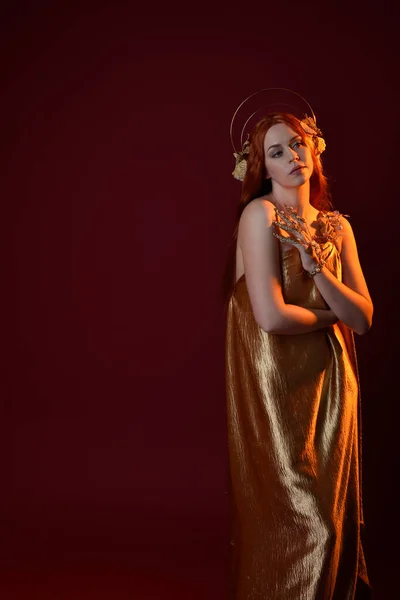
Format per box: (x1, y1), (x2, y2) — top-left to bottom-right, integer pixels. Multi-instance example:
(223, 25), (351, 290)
(225, 240), (372, 599)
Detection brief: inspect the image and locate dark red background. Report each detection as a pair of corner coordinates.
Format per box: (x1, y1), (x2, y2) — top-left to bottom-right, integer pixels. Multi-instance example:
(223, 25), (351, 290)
(1, 1), (397, 598)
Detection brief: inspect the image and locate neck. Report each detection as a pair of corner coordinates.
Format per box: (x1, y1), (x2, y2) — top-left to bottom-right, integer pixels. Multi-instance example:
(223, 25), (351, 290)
(270, 181), (313, 219)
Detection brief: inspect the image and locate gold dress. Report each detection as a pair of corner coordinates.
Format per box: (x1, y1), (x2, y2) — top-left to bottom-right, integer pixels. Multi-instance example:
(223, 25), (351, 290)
(225, 240), (372, 600)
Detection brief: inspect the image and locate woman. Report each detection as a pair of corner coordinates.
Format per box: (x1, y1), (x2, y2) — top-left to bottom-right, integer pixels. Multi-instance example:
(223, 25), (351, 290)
(224, 111), (373, 599)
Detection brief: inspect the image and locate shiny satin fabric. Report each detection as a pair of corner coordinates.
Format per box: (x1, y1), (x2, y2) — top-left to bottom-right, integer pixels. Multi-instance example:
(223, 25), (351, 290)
(225, 241), (372, 600)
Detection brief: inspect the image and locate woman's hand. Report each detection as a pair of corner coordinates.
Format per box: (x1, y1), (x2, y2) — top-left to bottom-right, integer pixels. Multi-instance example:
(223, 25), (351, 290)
(272, 205), (322, 273)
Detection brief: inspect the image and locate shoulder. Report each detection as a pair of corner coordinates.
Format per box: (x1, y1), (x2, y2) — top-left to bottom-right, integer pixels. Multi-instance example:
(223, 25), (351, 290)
(339, 215), (353, 233)
(239, 197), (276, 227)
(335, 214), (363, 264)
(338, 215), (357, 247)
(238, 198), (276, 247)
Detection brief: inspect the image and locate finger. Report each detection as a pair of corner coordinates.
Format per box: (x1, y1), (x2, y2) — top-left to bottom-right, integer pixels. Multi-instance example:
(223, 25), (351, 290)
(275, 206), (306, 226)
(308, 241), (322, 256)
(274, 210), (301, 228)
(275, 215), (307, 237)
(281, 211), (306, 226)
(273, 221), (306, 240)
(273, 221), (300, 234)
(272, 232), (304, 248)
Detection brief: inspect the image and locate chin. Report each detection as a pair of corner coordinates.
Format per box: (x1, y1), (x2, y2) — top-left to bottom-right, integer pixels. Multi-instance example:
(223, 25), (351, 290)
(287, 175), (307, 186)
(293, 170), (311, 181)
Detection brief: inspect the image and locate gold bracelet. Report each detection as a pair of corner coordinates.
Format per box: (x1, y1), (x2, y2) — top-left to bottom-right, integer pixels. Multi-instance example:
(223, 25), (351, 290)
(307, 259), (326, 277)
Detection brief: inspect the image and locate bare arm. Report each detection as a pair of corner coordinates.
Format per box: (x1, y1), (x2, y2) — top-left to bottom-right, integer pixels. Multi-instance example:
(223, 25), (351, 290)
(239, 200), (338, 335)
(310, 217), (373, 335)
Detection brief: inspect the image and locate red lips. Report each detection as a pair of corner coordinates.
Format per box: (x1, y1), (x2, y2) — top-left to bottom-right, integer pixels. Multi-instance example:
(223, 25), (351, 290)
(290, 165), (305, 174)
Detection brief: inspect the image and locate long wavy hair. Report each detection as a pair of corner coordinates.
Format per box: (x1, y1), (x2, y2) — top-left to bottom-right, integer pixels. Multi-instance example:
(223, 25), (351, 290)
(222, 112), (333, 313)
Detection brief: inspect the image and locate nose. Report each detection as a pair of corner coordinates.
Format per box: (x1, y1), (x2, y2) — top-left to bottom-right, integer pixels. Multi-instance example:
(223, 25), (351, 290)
(289, 147), (299, 161)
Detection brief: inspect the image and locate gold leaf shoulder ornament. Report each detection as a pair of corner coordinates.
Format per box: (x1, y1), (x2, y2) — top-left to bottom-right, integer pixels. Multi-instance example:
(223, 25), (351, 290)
(313, 210), (350, 246)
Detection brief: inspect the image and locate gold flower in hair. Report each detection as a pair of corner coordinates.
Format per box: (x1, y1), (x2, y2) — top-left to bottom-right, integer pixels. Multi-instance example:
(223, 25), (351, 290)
(232, 139), (250, 181)
(300, 115), (323, 137)
(316, 136), (326, 154)
(300, 115), (326, 155)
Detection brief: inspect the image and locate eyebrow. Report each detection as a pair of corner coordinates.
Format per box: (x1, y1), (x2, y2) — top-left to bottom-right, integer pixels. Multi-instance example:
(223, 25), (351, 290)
(267, 135), (301, 151)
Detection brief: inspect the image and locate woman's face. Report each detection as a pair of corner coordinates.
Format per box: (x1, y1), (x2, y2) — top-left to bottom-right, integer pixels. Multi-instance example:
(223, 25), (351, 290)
(263, 122), (314, 188)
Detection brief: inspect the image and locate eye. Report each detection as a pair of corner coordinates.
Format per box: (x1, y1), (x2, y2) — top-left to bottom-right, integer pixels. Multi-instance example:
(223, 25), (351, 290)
(292, 140), (304, 148)
(272, 150), (283, 158)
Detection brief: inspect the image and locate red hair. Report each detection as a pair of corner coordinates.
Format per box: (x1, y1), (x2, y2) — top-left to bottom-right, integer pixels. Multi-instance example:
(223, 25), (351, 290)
(222, 112), (333, 312)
